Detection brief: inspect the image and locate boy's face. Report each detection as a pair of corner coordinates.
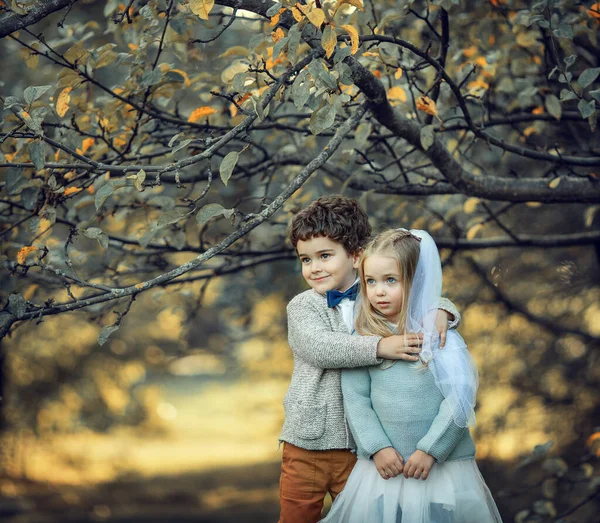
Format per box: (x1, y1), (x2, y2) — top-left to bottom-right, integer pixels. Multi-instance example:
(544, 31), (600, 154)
(296, 236), (360, 295)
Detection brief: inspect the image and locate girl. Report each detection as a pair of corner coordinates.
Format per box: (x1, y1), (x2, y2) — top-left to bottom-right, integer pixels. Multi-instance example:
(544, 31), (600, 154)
(321, 229), (502, 523)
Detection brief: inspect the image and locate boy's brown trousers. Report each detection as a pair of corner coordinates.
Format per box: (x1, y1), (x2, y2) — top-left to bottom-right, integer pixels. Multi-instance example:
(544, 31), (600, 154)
(278, 442), (357, 523)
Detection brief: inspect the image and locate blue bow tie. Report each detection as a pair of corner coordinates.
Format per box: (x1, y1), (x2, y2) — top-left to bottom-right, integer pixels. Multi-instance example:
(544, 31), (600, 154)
(326, 282), (360, 308)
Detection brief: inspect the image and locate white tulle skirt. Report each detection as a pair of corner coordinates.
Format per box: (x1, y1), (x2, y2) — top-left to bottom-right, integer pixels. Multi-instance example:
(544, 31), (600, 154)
(321, 458), (502, 523)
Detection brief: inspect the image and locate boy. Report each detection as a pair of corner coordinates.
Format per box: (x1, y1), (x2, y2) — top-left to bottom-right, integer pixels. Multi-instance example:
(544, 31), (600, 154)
(278, 196), (460, 523)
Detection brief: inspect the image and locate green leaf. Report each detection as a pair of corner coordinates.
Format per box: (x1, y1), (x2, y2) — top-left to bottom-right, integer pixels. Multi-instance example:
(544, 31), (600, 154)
(164, 70), (186, 84)
(308, 59), (337, 90)
(23, 85), (52, 105)
(287, 24), (301, 60)
(148, 195), (176, 210)
(309, 103), (336, 135)
(48, 174), (58, 190)
(127, 169), (146, 191)
(266, 2), (282, 16)
(139, 228), (158, 248)
(292, 71), (310, 110)
(141, 69), (162, 87)
(196, 203), (234, 226)
(432, 0), (459, 9)
(590, 89), (600, 103)
(42, 205), (56, 225)
(355, 122), (372, 149)
(553, 24), (573, 39)
(29, 216), (40, 235)
(220, 151), (239, 186)
(169, 18), (187, 34)
(21, 187), (39, 210)
(6, 169), (30, 195)
(156, 209), (186, 228)
(420, 125), (436, 150)
(545, 94), (561, 120)
(84, 227), (109, 249)
(28, 140), (45, 171)
(172, 138), (192, 154)
(578, 98), (596, 119)
(3, 96), (22, 110)
(559, 88), (577, 101)
(95, 182), (114, 211)
(168, 133), (182, 147)
(578, 68), (600, 89)
(98, 324), (120, 346)
(563, 54), (577, 68)
(273, 36), (289, 60)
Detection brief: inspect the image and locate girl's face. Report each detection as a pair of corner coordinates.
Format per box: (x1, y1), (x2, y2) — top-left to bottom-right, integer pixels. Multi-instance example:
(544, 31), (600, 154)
(363, 254), (404, 322)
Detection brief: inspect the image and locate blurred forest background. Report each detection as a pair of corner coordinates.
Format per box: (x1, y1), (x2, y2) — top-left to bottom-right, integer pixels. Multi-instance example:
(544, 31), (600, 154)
(1, 0), (599, 521)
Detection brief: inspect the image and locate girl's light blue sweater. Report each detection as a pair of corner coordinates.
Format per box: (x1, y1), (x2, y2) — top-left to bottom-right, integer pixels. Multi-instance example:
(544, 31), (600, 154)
(341, 360), (476, 462)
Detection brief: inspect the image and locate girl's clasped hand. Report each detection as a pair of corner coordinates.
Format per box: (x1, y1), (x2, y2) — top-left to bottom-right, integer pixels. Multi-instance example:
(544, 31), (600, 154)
(374, 448), (435, 481)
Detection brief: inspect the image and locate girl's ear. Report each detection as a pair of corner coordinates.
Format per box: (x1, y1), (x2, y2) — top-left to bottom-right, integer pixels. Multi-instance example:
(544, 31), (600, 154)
(352, 249), (363, 269)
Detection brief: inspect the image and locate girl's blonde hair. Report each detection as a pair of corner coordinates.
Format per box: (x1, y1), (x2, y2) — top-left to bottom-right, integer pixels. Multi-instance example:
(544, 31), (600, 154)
(355, 229), (421, 337)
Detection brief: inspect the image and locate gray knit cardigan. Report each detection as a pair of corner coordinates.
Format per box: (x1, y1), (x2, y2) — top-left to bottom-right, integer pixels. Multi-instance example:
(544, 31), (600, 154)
(279, 289), (461, 451)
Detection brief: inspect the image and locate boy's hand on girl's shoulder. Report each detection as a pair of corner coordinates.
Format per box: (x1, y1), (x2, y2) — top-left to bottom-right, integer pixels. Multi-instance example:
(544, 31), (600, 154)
(373, 447), (404, 480)
(376, 334), (422, 361)
(403, 450), (435, 480)
(434, 309), (451, 348)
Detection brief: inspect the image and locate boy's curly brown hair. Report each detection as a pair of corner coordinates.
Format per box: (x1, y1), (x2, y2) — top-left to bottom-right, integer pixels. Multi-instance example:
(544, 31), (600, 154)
(288, 196), (372, 255)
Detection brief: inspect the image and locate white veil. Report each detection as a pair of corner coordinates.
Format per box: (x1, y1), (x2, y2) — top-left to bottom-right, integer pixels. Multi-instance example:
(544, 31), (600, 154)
(403, 229), (478, 428)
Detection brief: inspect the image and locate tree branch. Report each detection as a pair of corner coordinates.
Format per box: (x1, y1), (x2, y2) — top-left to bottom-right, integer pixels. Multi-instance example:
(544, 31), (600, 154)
(0, 102), (368, 339)
(0, 0), (79, 38)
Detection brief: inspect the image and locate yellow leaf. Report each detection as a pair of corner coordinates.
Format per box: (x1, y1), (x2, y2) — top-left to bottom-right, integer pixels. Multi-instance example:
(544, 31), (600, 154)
(64, 186), (82, 197)
(96, 50), (117, 69)
(56, 87), (72, 118)
(588, 2), (600, 20)
(463, 197), (480, 214)
(549, 177), (561, 188)
(416, 96), (438, 116)
(188, 106), (218, 122)
(306, 7), (325, 28)
(269, 7), (287, 27)
(526, 201), (542, 208)
(64, 43), (90, 66)
(23, 284), (39, 301)
(336, 0), (364, 11)
(321, 25), (337, 59)
(430, 220), (444, 232)
(221, 59), (250, 83)
(387, 86), (407, 102)
(190, 0), (215, 20)
(395, 67), (403, 79)
(19, 42), (39, 69)
(466, 223), (484, 240)
(168, 68), (191, 87)
(77, 138), (94, 155)
(341, 24), (359, 55)
(219, 46), (250, 58)
(291, 6), (304, 22)
(17, 246), (38, 265)
(272, 27), (285, 43)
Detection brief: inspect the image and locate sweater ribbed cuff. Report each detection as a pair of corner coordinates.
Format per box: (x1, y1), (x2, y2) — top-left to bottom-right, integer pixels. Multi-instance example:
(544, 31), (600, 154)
(360, 437), (394, 461)
(417, 422), (465, 462)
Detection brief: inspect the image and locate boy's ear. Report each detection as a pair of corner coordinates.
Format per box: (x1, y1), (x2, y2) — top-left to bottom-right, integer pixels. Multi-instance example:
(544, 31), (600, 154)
(352, 249), (363, 269)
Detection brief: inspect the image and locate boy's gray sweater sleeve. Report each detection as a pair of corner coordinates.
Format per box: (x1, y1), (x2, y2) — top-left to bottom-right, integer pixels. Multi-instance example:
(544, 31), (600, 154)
(439, 297), (461, 330)
(287, 296), (381, 369)
(342, 368), (394, 459)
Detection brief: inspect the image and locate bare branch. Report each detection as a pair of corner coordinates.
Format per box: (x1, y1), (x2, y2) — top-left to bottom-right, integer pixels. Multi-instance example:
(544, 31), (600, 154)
(0, 0), (79, 38)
